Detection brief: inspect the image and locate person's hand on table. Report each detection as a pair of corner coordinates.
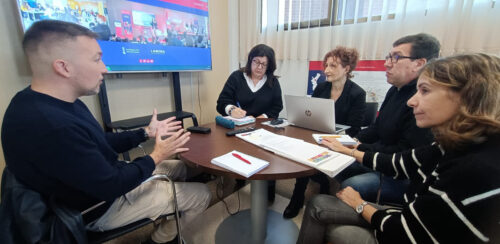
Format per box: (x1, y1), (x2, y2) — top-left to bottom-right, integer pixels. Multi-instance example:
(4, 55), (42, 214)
(322, 137), (365, 163)
(230, 107), (247, 118)
(321, 137), (351, 155)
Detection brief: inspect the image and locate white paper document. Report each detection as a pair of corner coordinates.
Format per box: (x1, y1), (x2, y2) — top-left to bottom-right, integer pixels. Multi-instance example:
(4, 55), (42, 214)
(236, 129), (355, 177)
(211, 150), (269, 178)
(236, 128), (302, 148)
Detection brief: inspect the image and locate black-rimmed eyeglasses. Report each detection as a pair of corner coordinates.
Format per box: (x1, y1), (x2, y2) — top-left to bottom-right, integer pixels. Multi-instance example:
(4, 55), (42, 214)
(252, 59), (268, 68)
(385, 53), (417, 64)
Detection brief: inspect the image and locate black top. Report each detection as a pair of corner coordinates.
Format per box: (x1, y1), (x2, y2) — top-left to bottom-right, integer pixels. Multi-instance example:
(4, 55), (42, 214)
(1, 87), (154, 221)
(312, 79), (367, 137)
(216, 70), (283, 118)
(364, 135), (500, 243)
(356, 79), (433, 153)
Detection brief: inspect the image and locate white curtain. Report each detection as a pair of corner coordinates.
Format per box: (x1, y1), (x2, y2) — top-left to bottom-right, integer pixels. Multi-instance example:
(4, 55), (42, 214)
(239, 0), (500, 64)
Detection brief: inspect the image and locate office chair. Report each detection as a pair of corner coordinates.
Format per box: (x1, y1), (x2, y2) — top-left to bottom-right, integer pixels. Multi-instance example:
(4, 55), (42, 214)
(360, 102), (399, 206)
(362, 102), (378, 127)
(0, 169), (183, 244)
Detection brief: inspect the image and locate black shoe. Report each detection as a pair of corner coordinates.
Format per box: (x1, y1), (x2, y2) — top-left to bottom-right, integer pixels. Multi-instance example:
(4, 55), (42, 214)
(320, 184), (330, 195)
(283, 199), (303, 219)
(234, 179), (246, 192)
(268, 183), (276, 203)
(186, 172), (215, 183)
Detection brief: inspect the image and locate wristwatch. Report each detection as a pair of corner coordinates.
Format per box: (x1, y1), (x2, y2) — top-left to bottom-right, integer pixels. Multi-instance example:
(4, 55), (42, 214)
(142, 128), (149, 140)
(355, 201), (368, 214)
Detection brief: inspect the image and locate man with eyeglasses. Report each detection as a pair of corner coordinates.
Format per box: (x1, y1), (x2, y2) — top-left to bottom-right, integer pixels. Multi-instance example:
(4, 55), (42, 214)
(334, 33), (440, 205)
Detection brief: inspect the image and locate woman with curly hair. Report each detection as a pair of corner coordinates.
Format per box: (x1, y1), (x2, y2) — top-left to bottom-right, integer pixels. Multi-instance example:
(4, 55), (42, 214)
(283, 46), (367, 218)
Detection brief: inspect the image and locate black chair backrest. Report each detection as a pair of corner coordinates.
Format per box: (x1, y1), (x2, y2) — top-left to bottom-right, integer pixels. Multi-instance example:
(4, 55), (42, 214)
(362, 102), (378, 127)
(0, 167), (87, 244)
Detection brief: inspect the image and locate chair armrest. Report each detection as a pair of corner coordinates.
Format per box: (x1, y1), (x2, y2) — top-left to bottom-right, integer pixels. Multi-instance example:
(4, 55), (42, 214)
(143, 174), (172, 184)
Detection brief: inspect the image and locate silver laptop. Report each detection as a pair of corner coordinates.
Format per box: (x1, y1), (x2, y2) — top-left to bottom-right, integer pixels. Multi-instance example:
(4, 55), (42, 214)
(284, 95), (350, 133)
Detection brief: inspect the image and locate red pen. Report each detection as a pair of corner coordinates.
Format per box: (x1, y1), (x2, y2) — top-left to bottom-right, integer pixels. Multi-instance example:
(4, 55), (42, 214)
(232, 153), (252, 164)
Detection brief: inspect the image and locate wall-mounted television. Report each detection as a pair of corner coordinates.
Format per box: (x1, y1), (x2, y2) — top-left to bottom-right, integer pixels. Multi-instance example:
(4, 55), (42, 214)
(15, 0), (212, 73)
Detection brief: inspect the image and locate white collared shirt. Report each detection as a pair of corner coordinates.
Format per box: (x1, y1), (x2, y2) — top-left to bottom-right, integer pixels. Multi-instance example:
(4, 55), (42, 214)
(243, 72), (267, 92)
(224, 73), (268, 117)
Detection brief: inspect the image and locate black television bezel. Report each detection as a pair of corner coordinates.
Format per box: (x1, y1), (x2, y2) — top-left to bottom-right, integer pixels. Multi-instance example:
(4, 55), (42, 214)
(14, 0), (213, 73)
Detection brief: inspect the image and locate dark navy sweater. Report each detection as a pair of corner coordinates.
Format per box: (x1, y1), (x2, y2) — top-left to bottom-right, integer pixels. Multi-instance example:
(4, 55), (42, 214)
(216, 70), (283, 118)
(356, 79), (433, 153)
(1, 87), (155, 220)
(312, 79), (367, 137)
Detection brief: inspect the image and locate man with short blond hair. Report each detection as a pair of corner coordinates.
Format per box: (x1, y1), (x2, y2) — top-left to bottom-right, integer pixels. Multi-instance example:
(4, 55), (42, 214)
(2, 20), (210, 244)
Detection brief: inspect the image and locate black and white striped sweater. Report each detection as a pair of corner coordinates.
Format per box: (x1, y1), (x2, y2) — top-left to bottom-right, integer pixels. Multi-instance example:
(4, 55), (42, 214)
(363, 135), (500, 243)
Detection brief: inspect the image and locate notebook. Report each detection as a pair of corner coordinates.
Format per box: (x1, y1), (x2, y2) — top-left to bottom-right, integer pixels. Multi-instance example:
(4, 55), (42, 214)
(284, 95), (350, 133)
(211, 150), (269, 178)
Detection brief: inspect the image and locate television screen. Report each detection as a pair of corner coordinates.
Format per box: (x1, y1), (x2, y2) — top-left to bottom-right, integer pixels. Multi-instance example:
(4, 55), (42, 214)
(16, 0), (212, 72)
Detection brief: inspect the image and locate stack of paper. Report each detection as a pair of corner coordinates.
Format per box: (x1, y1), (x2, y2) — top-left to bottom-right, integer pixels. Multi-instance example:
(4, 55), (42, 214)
(211, 150), (269, 178)
(312, 134), (357, 146)
(224, 116), (256, 126)
(236, 129), (355, 177)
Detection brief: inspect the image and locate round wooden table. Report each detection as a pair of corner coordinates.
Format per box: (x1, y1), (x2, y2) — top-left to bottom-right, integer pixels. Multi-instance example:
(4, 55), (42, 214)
(180, 119), (321, 244)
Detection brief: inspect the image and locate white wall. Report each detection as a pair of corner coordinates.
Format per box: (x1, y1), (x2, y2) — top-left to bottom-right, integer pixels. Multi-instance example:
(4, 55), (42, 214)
(0, 0), (231, 178)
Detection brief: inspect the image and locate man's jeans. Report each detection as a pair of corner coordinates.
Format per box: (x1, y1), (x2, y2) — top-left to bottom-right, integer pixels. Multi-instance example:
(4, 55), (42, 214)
(335, 162), (409, 205)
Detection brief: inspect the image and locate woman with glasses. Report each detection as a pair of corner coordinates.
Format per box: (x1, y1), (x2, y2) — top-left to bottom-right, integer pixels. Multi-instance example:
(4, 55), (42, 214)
(283, 46), (367, 219)
(217, 44), (283, 119)
(297, 53), (500, 244)
(216, 44), (283, 201)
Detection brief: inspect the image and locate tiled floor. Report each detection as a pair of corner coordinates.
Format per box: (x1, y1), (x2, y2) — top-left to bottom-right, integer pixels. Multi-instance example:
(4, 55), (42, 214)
(182, 183), (304, 244)
(106, 176), (336, 244)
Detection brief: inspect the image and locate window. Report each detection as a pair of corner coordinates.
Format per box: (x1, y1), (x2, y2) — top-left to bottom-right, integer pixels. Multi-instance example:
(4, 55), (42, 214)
(279, 0), (397, 30)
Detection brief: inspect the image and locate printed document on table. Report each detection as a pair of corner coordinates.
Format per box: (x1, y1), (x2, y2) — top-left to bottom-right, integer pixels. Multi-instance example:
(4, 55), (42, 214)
(236, 129), (355, 177)
(211, 150), (269, 178)
(236, 128), (303, 148)
(263, 138), (337, 165)
(267, 140), (355, 177)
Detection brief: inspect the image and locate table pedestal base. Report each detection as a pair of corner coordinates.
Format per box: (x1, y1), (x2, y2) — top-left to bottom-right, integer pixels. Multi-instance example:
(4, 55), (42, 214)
(215, 209), (298, 244)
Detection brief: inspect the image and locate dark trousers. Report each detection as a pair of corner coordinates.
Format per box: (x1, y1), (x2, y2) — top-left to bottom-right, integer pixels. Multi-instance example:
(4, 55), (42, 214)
(291, 173), (330, 201)
(297, 195), (381, 244)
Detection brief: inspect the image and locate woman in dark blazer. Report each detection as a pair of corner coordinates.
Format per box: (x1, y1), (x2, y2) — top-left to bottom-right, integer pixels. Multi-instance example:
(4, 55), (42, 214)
(283, 46), (367, 218)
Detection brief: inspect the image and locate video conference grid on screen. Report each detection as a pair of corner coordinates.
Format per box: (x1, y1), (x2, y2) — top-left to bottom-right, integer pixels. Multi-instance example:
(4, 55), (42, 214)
(17, 0), (213, 72)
